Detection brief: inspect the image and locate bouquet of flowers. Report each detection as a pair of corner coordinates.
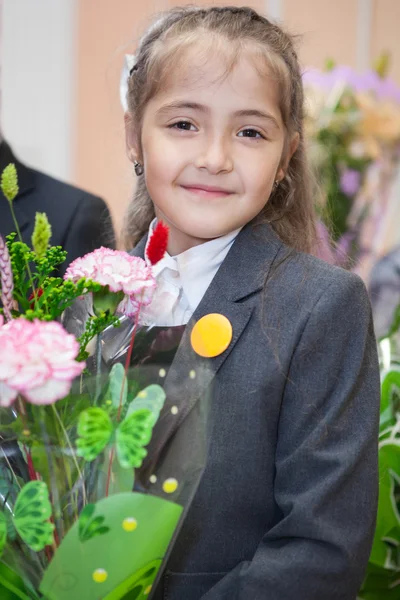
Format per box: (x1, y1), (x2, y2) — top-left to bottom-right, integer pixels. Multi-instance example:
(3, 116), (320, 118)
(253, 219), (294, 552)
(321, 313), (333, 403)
(0, 164), (210, 599)
(304, 56), (400, 276)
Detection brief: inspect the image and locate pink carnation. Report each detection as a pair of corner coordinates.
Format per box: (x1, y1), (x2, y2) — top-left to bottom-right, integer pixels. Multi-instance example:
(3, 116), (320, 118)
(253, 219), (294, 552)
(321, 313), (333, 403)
(0, 319), (85, 406)
(64, 247), (156, 317)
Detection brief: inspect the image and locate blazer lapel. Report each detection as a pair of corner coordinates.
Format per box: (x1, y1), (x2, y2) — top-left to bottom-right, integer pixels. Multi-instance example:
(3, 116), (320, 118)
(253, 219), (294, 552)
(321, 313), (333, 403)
(132, 223), (283, 484)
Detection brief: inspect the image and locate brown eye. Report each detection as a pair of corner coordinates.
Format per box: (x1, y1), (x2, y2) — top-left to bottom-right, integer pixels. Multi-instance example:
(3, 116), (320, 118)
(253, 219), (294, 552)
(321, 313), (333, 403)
(238, 129), (264, 139)
(170, 121), (196, 131)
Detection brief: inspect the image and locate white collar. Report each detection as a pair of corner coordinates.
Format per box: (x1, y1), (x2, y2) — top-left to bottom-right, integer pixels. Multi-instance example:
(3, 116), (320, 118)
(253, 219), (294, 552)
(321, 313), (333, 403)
(145, 219), (241, 313)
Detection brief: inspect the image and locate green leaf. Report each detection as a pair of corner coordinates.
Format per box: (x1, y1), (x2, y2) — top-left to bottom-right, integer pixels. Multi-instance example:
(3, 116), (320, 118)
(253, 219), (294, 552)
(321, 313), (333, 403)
(0, 512), (7, 557)
(116, 408), (154, 469)
(13, 481), (54, 551)
(383, 537), (400, 570)
(76, 312), (120, 363)
(127, 384), (166, 426)
(109, 363), (128, 409)
(381, 370), (400, 431)
(368, 446), (400, 571)
(0, 562), (35, 600)
(92, 287), (124, 316)
(76, 407), (113, 462)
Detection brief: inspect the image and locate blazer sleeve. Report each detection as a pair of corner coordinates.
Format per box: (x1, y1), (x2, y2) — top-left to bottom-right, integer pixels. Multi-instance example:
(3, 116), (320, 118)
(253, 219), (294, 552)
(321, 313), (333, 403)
(60, 194), (116, 276)
(201, 271), (381, 600)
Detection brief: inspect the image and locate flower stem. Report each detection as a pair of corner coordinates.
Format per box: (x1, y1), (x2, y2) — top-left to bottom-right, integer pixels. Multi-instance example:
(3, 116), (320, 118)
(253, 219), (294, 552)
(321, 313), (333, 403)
(9, 201), (37, 306)
(0, 444), (21, 489)
(94, 335), (102, 405)
(17, 397), (37, 482)
(119, 293), (144, 422)
(51, 404), (87, 508)
(39, 407), (63, 545)
(105, 293), (144, 496)
(105, 447), (115, 497)
(26, 448), (37, 481)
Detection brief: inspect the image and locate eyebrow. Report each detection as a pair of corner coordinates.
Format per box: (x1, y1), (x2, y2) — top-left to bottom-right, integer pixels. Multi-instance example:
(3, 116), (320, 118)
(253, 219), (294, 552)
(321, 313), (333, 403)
(156, 101), (280, 128)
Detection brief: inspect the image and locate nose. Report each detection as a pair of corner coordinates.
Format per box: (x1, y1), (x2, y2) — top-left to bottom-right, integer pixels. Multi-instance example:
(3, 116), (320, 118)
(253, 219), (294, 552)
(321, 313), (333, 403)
(195, 134), (233, 174)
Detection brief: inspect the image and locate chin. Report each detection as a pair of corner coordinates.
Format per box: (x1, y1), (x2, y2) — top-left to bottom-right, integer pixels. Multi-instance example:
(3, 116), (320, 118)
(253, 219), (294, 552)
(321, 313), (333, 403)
(182, 223), (236, 241)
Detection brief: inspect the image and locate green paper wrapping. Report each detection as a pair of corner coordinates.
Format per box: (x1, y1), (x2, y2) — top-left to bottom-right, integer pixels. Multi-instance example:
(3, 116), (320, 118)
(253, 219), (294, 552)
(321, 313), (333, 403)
(40, 493), (182, 600)
(0, 352), (212, 600)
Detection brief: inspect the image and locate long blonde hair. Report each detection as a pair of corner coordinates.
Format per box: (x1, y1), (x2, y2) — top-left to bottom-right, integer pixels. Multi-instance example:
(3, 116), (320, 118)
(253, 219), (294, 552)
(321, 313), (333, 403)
(122, 6), (317, 253)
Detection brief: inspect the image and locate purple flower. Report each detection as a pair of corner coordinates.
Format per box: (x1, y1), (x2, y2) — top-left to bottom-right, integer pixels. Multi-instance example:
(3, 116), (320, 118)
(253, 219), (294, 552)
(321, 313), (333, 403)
(0, 235), (14, 321)
(302, 66), (400, 103)
(340, 169), (361, 197)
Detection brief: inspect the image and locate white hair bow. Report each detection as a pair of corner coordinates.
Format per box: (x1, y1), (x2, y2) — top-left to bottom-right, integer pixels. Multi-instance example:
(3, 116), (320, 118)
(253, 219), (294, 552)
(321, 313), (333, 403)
(120, 54), (136, 112)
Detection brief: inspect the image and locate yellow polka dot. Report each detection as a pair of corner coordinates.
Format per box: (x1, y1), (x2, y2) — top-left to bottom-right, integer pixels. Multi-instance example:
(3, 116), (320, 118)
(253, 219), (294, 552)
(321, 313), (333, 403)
(138, 391), (147, 398)
(159, 368), (166, 378)
(171, 406), (178, 415)
(122, 517), (137, 532)
(163, 478), (178, 494)
(191, 314), (232, 358)
(189, 370), (196, 379)
(22, 429), (30, 436)
(149, 474), (157, 484)
(144, 585), (152, 595)
(92, 569), (108, 583)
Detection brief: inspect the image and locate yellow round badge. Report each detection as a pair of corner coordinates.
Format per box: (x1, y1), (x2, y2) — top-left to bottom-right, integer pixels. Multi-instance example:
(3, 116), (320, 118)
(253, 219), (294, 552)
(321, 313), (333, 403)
(191, 314), (233, 358)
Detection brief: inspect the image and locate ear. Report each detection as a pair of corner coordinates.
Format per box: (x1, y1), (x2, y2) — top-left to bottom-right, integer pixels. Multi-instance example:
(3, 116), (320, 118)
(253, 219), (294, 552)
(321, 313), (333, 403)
(124, 112), (141, 164)
(276, 132), (300, 182)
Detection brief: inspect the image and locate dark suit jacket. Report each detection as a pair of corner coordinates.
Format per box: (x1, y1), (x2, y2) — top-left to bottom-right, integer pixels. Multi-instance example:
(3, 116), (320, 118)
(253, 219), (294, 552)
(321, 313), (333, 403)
(0, 142), (114, 276)
(131, 222), (380, 600)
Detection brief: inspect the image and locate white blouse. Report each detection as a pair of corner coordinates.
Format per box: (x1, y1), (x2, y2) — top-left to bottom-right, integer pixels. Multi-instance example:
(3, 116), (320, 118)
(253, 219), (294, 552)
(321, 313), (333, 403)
(140, 219), (241, 326)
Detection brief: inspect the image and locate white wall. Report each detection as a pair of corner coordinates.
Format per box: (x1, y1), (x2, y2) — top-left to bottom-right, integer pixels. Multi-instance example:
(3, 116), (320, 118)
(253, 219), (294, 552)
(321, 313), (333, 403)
(0, 0), (76, 181)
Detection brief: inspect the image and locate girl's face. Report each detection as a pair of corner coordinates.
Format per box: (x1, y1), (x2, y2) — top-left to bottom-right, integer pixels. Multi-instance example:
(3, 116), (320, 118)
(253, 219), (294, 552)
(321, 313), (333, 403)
(127, 48), (297, 255)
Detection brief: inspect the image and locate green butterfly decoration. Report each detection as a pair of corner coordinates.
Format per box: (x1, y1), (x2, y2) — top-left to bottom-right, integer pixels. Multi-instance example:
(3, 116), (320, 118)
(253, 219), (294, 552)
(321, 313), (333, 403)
(0, 481), (54, 556)
(78, 503), (110, 543)
(76, 406), (153, 468)
(76, 383), (166, 468)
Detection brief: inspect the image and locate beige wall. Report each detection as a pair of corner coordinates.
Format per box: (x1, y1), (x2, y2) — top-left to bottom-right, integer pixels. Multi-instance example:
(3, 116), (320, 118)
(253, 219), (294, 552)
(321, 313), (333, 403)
(284, 0), (359, 68)
(74, 0), (400, 243)
(372, 0), (400, 84)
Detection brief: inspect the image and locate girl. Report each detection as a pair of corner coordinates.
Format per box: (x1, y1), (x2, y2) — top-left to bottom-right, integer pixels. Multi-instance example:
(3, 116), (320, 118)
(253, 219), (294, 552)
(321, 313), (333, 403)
(122, 6), (380, 599)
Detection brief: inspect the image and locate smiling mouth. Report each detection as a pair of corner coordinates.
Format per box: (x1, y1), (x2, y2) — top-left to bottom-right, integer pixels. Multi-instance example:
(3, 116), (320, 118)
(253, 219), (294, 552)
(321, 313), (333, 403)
(180, 185), (233, 198)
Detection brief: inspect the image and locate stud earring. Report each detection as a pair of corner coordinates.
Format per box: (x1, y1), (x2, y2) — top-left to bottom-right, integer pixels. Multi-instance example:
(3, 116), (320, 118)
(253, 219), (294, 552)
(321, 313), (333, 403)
(273, 180), (280, 191)
(134, 160), (144, 176)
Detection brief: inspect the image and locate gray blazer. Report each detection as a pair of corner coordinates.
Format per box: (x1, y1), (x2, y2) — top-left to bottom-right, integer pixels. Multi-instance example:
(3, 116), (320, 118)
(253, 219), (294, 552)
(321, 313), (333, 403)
(131, 222), (380, 600)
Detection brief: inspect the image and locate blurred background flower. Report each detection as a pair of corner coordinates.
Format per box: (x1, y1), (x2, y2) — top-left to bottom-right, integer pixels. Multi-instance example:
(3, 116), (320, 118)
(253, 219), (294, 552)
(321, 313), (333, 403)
(304, 56), (400, 278)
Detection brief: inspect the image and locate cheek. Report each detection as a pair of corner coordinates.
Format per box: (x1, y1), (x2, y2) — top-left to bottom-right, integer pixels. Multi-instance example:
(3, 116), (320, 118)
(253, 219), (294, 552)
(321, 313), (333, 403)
(142, 135), (183, 184)
(241, 155), (278, 196)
